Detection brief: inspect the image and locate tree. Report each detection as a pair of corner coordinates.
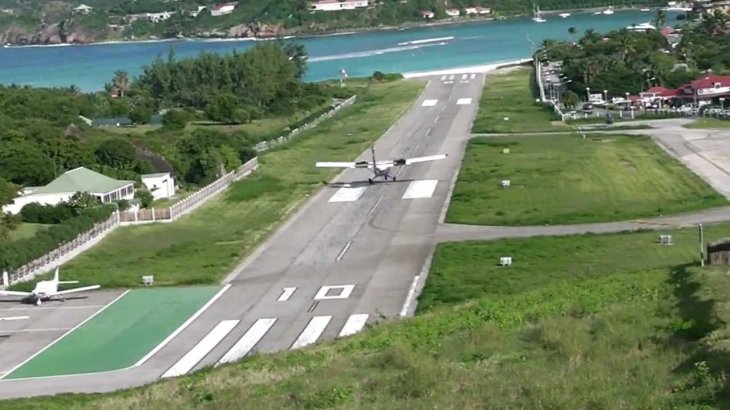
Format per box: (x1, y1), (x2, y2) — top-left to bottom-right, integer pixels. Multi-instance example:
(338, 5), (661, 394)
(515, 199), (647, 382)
(134, 189), (153, 208)
(67, 191), (100, 212)
(112, 70), (130, 97)
(162, 109), (192, 130)
(95, 139), (136, 169)
(561, 90), (580, 109)
(655, 9), (667, 30)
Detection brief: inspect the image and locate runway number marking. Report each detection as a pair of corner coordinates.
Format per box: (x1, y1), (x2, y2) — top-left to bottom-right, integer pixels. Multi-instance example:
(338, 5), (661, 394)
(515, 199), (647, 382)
(291, 316), (332, 349)
(314, 285), (355, 300)
(277, 287), (296, 301)
(338, 314), (369, 337)
(421, 99), (438, 107)
(456, 98), (472, 105)
(328, 187), (366, 202)
(402, 180), (439, 199)
(162, 320), (239, 378)
(216, 318), (277, 366)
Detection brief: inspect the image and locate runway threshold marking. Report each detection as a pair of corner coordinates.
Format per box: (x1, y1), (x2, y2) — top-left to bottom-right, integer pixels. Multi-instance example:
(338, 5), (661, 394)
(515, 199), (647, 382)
(421, 99), (438, 107)
(461, 74), (467, 79)
(291, 316), (332, 349)
(338, 314), (369, 338)
(470, 73), (476, 79)
(328, 187), (367, 202)
(216, 318), (277, 366)
(402, 180), (439, 199)
(135, 284), (231, 367)
(277, 287), (296, 301)
(0, 290), (130, 380)
(314, 285), (355, 300)
(448, 74), (455, 80)
(162, 320), (239, 378)
(456, 98), (472, 105)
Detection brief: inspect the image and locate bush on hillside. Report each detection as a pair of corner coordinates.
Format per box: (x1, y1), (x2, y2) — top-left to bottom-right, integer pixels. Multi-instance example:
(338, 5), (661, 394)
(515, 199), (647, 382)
(371, 71), (403, 82)
(20, 203), (75, 224)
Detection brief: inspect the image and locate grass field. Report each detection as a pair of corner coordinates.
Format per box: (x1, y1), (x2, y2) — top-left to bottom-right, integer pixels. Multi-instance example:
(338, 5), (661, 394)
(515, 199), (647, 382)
(471, 68), (570, 134)
(19, 80), (423, 288)
(5, 286), (219, 379)
(446, 133), (726, 226)
(7, 226), (729, 408)
(684, 117), (730, 129)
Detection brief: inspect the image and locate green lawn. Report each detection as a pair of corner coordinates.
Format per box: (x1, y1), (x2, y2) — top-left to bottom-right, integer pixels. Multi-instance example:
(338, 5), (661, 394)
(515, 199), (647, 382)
(446, 133), (726, 226)
(21, 80), (423, 288)
(7, 226), (729, 408)
(5, 286), (219, 379)
(684, 117), (730, 129)
(7, 223), (48, 241)
(471, 68), (570, 133)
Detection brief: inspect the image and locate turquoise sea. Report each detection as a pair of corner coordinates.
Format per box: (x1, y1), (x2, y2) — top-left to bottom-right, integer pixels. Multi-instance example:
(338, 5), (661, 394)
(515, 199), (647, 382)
(0, 10), (678, 91)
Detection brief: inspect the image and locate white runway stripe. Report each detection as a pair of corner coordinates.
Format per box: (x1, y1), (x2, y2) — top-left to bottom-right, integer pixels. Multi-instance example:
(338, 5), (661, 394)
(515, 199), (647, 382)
(162, 320), (239, 378)
(338, 314), (369, 337)
(421, 99), (438, 107)
(440, 75), (446, 80)
(461, 74), (467, 79)
(402, 180), (439, 199)
(216, 318), (277, 366)
(277, 287), (296, 301)
(448, 74), (455, 80)
(470, 73), (476, 79)
(329, 187), (366, 202)
(457, 98), (472, 105)
(291, 316), (332, 349)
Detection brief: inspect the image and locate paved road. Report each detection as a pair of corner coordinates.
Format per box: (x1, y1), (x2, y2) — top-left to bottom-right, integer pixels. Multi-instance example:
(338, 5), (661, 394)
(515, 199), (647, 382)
(0, 72), (486, 398)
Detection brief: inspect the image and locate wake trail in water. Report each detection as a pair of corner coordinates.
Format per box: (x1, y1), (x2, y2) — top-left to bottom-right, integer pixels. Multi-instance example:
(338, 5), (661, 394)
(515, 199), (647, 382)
(397, 36), (454, 45)
(308, 43), (443, 62)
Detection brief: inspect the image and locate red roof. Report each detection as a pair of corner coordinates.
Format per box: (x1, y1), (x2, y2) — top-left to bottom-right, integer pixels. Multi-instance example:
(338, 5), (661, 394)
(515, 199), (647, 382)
(660, 26), (677, 37)
(644, 86), (677, 97)
(212, 1), (237, 10)
(691, 74), (730, 90)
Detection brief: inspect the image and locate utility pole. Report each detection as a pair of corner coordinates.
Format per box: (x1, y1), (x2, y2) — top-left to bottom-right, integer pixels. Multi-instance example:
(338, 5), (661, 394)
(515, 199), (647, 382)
(699, 223), (705, 267)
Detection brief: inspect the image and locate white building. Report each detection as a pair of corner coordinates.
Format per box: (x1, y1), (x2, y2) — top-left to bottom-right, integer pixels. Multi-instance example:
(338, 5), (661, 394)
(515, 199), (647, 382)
(129, 11), (173, 23)
(191, 6), (207, 17)
(310, 0), (370, 11)
(2, 167), (135, 215)
(74, 4), (93, 14)
(446, 8), (461, 17)
(141, 173), (176, 200)
(211, 2), (237, 16)
(421, 10), (435, 19)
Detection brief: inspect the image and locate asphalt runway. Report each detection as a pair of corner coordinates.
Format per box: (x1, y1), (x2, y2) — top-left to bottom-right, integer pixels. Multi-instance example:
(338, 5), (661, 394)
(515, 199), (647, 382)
(0, 73), (486, 398)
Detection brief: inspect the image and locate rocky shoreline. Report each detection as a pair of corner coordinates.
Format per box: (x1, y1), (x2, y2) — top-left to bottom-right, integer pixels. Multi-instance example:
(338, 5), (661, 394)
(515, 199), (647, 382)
(1, 5), (656, 48)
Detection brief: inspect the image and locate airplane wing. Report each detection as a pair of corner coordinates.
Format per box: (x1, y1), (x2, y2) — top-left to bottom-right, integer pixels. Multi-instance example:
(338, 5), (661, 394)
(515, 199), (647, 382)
(316, 161), (374, 169)
(55, 285), (100, 296)
(378, 154), (448, 168)
(0, 290), (32, 297)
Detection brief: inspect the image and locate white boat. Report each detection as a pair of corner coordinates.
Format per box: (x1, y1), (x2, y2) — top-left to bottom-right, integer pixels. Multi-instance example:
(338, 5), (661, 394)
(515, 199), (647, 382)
(602, 7), (614, 15)
(532, 4), (546, 22)
(626, 21), (656, 31)
(559, 12), (571, 18)
(640, 8), (651, 11)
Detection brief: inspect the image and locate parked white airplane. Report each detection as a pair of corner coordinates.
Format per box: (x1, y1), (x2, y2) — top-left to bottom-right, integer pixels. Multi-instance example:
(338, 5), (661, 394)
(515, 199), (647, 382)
(316, 146), (447, 184)
(0, 268), (100, 306)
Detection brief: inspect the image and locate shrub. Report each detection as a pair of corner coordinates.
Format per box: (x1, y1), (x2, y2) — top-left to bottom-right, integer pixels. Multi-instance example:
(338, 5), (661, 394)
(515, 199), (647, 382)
(162, 109), (193, 130)
(371, 71), (403, 82)
(20, 203), (74, 224)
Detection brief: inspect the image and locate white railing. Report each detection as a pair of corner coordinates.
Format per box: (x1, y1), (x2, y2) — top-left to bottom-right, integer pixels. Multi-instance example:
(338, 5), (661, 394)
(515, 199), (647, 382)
(3, 95), (359, 286)
(535, 58), (566, 121)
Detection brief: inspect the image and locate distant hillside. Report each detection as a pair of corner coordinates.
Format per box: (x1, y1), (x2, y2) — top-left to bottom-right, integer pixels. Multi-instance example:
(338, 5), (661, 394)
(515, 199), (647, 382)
(0, 0), (665, 45)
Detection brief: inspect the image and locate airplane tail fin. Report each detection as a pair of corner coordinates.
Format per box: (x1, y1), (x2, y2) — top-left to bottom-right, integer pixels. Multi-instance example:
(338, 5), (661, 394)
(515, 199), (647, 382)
(53, 267), (60, 283)
(371, 146), (376, 165)
(2, 271), (7, 288)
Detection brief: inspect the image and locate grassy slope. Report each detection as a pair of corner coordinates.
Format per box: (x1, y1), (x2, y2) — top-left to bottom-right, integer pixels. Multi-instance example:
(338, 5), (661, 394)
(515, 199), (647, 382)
(445, 133), (726, 226)
(17, 80), (423, 289)
(684, 118), (730, 129)
(8, 226), (729, 408)
(471, 68), (570, 134)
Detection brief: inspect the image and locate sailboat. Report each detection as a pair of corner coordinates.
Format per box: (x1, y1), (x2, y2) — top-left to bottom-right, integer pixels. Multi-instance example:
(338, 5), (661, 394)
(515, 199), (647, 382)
(532, 4), (546, 22)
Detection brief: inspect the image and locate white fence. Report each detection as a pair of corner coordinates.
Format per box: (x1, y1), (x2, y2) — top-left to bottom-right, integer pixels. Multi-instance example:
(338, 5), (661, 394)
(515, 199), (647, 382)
(3, 95), (358, 286)
(534, 58), (566, 121)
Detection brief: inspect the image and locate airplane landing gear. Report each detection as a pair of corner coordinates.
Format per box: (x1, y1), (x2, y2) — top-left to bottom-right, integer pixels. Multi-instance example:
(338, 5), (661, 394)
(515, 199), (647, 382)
(35, 298), (41, 306)
(368, 178), (373, 185)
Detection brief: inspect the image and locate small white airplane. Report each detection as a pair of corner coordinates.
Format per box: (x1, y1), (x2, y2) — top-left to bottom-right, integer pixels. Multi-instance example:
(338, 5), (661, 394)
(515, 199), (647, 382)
(0, 268), (100, 306)
(316, 146), (447, 184)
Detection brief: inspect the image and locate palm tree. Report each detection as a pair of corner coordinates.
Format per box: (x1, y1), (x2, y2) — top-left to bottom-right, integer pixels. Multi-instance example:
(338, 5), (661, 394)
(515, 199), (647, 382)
(655, 9), (667, 29)
(112, 70), (130, 97)
(568, 26), (576, 44)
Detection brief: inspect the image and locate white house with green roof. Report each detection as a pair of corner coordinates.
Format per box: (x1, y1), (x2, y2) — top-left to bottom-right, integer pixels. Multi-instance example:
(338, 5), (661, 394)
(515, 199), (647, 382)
(2, 167), (135, 215)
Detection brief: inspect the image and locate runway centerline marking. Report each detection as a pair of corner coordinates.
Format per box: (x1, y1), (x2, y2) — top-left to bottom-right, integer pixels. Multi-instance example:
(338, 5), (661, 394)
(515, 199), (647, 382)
(0, 315), (29, 321)
(421, 99), (438, 107)
(162, 320), (239, 378)
(456, 98), (472, 105)
(328, 187), (366, 202)
(402, 180), (439, 199)
(7, 305), (106, 311)
(291, 316), (332, 349)
(336, 241), (352, 261)
(216, 318), (277, 366)
(277, 287), (296, 302)
(338, 314), (369, 337)
(135, 284), (231, 367)
(314, 285), (355, 300)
